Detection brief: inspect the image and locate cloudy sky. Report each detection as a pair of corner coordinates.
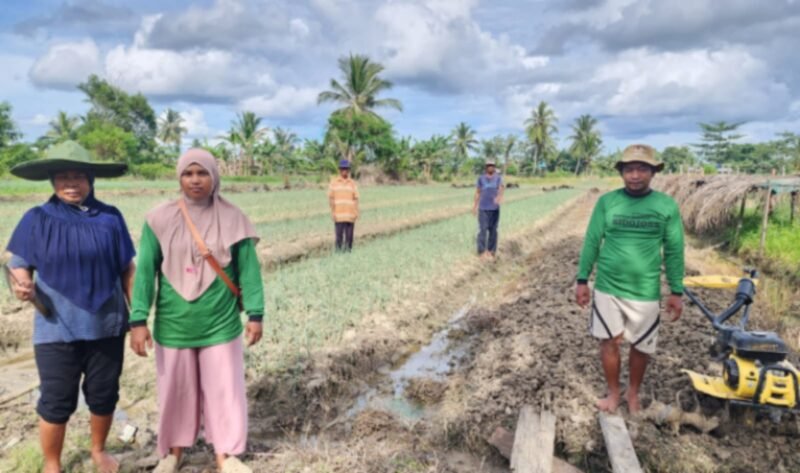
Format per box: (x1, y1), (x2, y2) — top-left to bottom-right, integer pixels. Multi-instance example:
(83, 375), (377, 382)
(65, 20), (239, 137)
(3, 0), (800, 151)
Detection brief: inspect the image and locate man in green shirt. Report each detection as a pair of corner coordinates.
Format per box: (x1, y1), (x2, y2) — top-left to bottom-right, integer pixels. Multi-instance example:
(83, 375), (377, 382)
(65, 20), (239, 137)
(575, 144), (684, 414)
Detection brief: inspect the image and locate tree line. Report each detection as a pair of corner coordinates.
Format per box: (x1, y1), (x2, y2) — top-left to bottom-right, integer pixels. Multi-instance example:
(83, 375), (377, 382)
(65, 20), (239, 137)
(1, 54), (798, 179)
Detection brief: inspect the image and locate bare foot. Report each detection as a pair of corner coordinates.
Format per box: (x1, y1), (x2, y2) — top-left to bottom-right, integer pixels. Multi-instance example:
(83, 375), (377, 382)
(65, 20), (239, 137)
(596, 392), (621, 413)
(91, 450), (119, 473)
(625, 390), (641, 414)
(217, 453), (228, 471)
(42, 461), (61, 473)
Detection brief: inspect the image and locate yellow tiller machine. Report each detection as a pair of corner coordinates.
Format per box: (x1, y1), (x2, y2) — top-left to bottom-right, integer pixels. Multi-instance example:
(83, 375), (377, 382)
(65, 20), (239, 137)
(683, 270), (798, 424)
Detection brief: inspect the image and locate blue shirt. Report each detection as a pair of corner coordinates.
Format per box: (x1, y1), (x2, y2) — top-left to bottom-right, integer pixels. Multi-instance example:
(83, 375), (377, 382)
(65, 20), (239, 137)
(9, 255), (128, 345)
(477, 173), (503, 211)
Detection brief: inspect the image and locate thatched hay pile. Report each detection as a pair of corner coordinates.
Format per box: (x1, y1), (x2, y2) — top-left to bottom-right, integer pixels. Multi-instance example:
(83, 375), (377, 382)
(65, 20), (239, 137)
(654, 175), (762, 235)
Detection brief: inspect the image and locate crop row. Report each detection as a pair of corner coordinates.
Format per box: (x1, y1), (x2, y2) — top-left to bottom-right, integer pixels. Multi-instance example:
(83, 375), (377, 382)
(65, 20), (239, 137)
(247, 188), (582, 372)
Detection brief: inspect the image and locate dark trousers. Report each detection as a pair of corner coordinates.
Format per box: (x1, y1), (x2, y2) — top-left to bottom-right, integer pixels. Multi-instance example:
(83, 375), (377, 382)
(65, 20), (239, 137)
(477, 209), (500, 254)
(335, 222), (355, 251)
(34, 335), (125, 424)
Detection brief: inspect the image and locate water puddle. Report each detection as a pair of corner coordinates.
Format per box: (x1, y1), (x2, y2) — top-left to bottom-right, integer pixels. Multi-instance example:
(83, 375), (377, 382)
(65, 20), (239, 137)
(345, 300), (474, 421)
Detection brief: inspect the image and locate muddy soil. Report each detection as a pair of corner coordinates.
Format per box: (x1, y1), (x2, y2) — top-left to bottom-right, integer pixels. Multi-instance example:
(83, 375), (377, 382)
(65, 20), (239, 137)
(437, 202), (800, 473)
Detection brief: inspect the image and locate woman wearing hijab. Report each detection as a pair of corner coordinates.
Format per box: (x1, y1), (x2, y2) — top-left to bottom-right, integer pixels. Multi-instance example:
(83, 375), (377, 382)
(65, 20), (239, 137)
(130, 149), (264, 473)
(6, 141), (135, 473)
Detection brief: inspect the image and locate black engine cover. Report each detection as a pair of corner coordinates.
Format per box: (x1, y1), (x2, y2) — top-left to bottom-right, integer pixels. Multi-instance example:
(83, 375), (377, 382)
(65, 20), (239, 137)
(730, 330), (788, 363)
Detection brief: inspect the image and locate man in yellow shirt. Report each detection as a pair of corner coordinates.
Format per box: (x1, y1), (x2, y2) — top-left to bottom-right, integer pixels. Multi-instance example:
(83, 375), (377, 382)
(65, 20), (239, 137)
(328, 159), (360, 252)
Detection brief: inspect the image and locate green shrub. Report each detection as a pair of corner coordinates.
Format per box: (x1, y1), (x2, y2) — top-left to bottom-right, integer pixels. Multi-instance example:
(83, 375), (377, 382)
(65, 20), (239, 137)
(132, 163), (173, 180)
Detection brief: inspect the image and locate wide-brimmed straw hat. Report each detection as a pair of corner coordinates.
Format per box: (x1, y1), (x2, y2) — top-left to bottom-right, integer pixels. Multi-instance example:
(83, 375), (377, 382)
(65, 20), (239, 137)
(615, 144), (663, 172)
(485, 159), (497, 167)
(10, 140), (128, 181)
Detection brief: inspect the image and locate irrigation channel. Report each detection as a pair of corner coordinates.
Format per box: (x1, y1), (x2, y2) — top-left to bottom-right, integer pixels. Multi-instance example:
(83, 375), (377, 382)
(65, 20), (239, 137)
(343, 299), (476, 423)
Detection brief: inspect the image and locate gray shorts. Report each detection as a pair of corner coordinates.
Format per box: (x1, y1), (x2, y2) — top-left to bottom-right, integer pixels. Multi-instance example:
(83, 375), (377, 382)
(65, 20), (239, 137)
(590, 290), (660, 354)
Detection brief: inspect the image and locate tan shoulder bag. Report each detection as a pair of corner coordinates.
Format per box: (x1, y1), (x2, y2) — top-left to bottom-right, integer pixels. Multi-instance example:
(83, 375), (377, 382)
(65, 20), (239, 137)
(178, 199), (243, 310)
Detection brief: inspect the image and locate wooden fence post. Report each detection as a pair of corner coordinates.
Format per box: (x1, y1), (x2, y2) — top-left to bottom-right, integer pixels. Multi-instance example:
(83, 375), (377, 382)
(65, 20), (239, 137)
(758, 183), (771, 259)
(732, 193), (748, 249)
(791, 191), (797, 225)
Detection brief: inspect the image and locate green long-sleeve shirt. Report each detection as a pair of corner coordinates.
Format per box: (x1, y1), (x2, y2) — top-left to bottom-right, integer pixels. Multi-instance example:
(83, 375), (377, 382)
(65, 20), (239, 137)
(130, 223), (265, 348)
(577, 188), (685, 301)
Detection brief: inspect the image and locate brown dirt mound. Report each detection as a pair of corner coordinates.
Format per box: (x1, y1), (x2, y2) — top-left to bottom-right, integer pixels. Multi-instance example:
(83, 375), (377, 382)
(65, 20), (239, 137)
(440, 233), (800, 473)
(406, 378), (448, 405)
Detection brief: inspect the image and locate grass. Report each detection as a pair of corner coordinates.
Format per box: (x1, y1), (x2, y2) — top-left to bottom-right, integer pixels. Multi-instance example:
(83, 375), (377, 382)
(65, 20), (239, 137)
(248, 188), (581, 372)
(733, 198), (800, 279)
(0, 175), (323, 196)
(1, 441), (43, 473)
(0, 184), (471, 250)
(254, 187), (544, 251)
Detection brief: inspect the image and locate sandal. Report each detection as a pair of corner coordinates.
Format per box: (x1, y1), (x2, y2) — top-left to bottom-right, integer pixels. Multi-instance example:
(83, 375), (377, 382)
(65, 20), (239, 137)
(220, 456), (252, 473)
(152, 454), (179, 473)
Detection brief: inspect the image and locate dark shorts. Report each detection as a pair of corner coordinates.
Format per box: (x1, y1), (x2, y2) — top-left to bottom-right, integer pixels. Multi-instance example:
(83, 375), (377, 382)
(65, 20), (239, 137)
(34, 335), (125, 424)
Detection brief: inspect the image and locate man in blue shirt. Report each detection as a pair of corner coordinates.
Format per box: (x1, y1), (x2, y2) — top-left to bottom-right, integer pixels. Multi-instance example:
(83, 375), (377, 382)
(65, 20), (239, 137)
(472, 159), (504, 260)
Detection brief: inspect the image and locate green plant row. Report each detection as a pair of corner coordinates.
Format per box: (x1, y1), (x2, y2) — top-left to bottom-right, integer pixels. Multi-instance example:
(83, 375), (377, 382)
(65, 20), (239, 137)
(247, 188), (581, 372)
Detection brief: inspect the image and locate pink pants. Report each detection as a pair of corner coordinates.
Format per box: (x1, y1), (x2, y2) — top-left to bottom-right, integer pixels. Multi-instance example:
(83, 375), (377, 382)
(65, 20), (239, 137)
(155, 337), (247, 457)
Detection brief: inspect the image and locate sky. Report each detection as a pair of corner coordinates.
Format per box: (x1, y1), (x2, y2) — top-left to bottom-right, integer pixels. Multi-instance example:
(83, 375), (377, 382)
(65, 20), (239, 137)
(3, 0), (800, 152)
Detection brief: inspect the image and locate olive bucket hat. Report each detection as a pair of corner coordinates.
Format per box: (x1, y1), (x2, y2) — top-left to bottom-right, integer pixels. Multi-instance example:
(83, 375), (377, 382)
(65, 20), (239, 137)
(10, 140), (128, 181)
(615, 144), (664, 172)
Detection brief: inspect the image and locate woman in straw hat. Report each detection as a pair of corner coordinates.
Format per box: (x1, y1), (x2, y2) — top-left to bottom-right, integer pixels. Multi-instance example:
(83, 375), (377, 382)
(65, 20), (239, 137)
(129, 149), (264, 473)
(6, 140), (136, 473)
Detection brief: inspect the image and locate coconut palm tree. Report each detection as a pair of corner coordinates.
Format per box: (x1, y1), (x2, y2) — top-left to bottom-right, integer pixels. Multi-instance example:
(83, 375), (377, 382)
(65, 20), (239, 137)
(480, 137), (502, 162)
(569, 114), (603, 175)
(501, 135), (516, 175)
(413, 135), (450, 181)
(157, 109), (187, 154)
(524, 101), (558, 175)
(225, 111), (268, 175)
(272, 127), (299, 172)
(317, 54), (403, 117)
(450, 122), (478, 175)
(46, 111), (80, 144)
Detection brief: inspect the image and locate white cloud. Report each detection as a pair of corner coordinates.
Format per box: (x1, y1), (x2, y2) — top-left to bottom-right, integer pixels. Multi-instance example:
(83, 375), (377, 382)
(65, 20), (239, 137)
(289, 18), (310, 38)
(593, 47), (789, 118)
(23, 114), (52, 126)
(15, 0), (800, 144)
(104, 44), (274, 101)
(180, 108), (213, 138)
(29, 39), (101, 89)
(374, 0), (547, 92)
(139, 0), (313, 53)
(158, 107), (213, 139)
(238, 86), (319, 118)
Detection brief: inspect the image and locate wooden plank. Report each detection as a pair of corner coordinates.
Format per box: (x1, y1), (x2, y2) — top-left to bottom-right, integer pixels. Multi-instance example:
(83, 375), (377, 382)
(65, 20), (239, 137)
(488, 426), (584, 473)
(598, 413), (644, 473)
(511, 406), (556, 473)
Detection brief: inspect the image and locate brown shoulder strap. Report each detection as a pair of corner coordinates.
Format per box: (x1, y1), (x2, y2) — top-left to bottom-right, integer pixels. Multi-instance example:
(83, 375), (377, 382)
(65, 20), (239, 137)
(178, 199), (241, 297)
